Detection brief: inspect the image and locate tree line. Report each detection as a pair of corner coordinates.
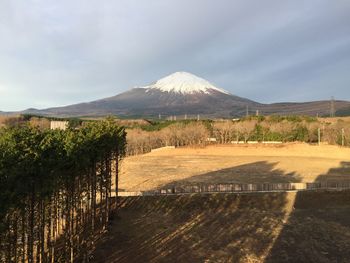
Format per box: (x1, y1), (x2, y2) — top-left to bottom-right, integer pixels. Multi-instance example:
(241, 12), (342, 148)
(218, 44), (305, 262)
(126, 116), (350, 155)
(0, 119), (126, 262)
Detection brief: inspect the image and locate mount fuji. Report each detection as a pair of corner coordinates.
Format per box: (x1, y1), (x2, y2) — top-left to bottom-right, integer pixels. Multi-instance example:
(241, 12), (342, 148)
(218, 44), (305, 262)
(21, 72), (350, 118)
(143, 71), (230, 95)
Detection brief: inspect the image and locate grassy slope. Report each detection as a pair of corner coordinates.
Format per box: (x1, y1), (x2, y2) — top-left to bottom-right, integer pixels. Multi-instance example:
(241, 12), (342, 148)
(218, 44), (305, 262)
(91, 191), (350, 263)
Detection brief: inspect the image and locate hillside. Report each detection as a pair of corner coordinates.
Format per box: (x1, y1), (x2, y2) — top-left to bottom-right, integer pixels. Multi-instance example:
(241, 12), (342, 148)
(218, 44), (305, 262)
(260, 100), (350, 116)
(91, 191), (350, 262)
(336, 106), (350, 117)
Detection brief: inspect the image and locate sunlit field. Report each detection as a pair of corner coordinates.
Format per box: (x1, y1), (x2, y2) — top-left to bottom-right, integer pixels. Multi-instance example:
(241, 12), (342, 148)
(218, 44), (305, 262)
(120, 143), (350, 191)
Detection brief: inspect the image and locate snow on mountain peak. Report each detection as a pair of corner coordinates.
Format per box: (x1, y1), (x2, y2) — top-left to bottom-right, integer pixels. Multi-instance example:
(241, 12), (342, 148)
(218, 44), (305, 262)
(144, 72), (230, 95)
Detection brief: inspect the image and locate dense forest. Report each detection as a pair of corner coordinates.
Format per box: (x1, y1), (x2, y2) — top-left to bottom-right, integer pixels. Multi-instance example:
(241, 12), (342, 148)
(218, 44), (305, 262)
(0, 119), (126, 262)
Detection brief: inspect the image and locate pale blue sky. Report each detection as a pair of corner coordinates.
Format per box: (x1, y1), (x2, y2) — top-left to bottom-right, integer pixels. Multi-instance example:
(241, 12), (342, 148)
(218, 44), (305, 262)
(1, 0), (350, 111)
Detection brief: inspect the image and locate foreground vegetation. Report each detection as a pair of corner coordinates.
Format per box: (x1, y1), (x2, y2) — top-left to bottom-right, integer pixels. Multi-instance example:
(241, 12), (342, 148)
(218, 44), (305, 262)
(0, 119), (126, 262)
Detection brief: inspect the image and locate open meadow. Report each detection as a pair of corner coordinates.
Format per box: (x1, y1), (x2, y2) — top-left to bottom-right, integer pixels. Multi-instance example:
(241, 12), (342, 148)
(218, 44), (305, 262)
(119, 143), (350, 191)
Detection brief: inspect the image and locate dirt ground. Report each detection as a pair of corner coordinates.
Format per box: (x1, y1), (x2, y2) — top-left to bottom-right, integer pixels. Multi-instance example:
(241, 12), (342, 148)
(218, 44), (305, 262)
(119, 143), (350, 191)
(92, 191), (350, 263)
(91, 143), (350, 263)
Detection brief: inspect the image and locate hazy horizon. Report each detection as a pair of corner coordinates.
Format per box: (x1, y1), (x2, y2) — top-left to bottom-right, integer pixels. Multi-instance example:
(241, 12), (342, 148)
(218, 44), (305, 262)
(1, 0), (350, 111)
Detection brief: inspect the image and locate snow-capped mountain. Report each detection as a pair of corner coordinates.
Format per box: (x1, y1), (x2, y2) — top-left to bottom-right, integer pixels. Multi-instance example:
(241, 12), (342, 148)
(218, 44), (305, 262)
(143, 72), (230, 95)
(26, 72), (257, 117)
(20, 72), (350, 118)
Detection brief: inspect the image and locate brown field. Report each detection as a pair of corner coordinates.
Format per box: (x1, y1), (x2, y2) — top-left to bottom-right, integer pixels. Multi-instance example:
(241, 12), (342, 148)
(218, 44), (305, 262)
(120, 143), (350, 191)
(92, 143), (350, 262)
(93, 191), (350, 263)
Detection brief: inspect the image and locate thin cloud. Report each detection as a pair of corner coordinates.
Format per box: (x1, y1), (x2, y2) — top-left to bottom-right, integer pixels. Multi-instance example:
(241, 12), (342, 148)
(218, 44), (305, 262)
(0, 0), (349, 111)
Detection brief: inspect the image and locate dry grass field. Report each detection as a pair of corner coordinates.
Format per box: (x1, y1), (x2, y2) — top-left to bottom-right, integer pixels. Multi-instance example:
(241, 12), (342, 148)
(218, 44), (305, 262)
(119, 143), (350, 191)
(93, 191), (350, 263)
(91, 143), (350, 262)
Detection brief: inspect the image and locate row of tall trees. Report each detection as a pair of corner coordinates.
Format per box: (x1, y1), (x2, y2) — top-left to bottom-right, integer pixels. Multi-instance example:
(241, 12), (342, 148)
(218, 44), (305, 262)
(125, 117), (350, 155)
(0, 119), (126, 263)
(126, 122), (209, 155)
(212, 118), (350, 144)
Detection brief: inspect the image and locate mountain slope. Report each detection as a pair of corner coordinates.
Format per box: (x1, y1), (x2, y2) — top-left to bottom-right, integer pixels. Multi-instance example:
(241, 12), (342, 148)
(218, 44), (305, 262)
(261, 100), (350, 116)
(32, 72), (260, 117)
(21, 72), (350, 118)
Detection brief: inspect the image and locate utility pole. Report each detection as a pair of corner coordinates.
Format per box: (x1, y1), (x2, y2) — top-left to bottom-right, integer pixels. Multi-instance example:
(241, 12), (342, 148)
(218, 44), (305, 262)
(322, 123), (325, 137)
(330, 96), (335, 117)
(318, 128), (321, 146)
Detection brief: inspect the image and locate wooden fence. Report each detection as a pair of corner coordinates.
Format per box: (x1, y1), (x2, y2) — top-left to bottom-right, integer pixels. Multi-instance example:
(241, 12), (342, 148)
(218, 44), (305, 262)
(118, 182), (350, 196)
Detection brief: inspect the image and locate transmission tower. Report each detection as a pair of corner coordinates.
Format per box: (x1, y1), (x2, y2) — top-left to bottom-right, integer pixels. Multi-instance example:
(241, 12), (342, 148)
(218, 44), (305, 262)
(330, 96), (335, 117)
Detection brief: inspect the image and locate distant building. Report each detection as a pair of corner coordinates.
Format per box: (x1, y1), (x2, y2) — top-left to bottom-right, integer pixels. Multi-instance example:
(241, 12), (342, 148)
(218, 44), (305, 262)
(50, 121), (69, 130)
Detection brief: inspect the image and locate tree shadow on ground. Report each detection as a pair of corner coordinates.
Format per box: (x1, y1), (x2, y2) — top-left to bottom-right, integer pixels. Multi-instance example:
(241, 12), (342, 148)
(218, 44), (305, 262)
(92, 193), (295, 263)
(92, 162), (300, 263)
(159, 161), (302, 188)
(265, 162), (350, 263)
(314, 161), (350, 182)
(91, 162), (350, 263)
